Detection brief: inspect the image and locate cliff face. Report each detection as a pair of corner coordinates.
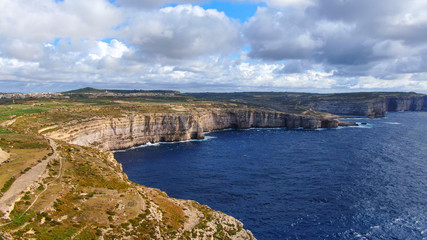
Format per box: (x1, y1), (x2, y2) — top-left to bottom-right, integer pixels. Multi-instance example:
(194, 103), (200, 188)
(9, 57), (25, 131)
(386, 96), (427, 112)
(46, 109), (338, 151)
(310, 96), (427, 117)
(36, 108), (339, 239)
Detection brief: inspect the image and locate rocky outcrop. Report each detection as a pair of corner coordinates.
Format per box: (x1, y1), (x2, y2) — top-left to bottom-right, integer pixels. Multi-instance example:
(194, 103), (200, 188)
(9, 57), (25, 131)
(46, 109), (338, 151)
(0, 148), (9, 164)
(310, 96), (427, 118)
(386, 96), (427, 112)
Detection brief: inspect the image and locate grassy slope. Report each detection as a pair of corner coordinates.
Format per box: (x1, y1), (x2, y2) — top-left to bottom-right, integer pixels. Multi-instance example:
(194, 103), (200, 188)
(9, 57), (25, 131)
(0, 98), (253, 239)
(63, 87), (180, 94)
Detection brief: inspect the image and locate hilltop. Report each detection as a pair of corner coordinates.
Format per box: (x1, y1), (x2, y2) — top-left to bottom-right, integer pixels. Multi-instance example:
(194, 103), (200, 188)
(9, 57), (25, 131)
(63, 87), (180, 95)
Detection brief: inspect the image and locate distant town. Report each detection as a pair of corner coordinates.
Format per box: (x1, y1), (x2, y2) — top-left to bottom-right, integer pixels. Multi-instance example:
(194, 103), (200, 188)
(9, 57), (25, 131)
(0, 87), (179, 100)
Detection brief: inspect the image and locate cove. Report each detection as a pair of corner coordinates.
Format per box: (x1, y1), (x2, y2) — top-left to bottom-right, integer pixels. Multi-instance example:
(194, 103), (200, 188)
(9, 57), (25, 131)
(115, 112), (427, 240)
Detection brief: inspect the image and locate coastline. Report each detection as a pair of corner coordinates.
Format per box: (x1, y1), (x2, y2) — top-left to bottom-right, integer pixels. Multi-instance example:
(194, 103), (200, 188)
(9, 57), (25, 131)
(1, 92), (425, 238)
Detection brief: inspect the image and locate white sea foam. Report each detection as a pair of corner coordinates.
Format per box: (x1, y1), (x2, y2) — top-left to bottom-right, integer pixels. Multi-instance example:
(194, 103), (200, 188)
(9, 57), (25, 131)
(339, 117), (370, 121)
(203, 135), (217, 140)
(112, 142), (161, 152)
(349, 122), (373, 128)
(384, 122), (401, 125)
(112, 136), (217, 152)
(334, 123), (373, 130)
(208, 128), (234, 133)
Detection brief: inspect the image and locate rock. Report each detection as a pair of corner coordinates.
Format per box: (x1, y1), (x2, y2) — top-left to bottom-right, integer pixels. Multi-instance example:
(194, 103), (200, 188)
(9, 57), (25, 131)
(0, 148), (10, 164)
(309, 96), (427, 118)
(45, 109), (339, 151)
(337, 121), (358, 127)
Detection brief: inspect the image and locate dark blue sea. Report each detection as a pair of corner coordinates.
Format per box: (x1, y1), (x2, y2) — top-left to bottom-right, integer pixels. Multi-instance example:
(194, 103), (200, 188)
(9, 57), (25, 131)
(115, 112), (427, 240)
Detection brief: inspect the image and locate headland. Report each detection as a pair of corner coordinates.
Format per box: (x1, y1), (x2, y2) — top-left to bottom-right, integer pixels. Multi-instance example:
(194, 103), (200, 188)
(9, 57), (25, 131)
(0, 89), (425, 239)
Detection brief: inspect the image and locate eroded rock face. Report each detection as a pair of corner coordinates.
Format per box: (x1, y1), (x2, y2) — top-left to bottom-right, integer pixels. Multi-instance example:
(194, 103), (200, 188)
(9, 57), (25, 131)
(46, 109), (338, 151)
(386, 96), (427, 112)
(0, 148), (10, 164)
(310, 96), (427, 118)
(36, 108), (340, 239)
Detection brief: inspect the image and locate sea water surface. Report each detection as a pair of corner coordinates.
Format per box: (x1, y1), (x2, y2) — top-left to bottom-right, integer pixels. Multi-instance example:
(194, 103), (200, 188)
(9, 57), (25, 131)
(115, 112), (427, 239)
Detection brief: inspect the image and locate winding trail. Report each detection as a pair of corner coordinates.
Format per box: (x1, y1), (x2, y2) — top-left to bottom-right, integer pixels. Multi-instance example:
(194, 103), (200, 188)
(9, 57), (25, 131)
(0, 139), (59, 219)
(0, 116), (21, 128)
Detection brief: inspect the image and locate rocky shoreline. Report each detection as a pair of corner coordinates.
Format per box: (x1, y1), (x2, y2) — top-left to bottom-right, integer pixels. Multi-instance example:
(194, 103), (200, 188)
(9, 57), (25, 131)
(310, 95), (427, 118)
(46, 109), (340, 151)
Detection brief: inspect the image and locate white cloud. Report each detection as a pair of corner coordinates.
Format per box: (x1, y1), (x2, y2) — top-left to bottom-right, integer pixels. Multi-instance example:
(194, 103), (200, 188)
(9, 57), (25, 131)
(0, 0), (427, 93)
(264, 0), (315, 9)
(123, 5), (242, 60)
(88, 40), (130, 60)
(0, 0), (122, 61)
(116, 0), (206, 9)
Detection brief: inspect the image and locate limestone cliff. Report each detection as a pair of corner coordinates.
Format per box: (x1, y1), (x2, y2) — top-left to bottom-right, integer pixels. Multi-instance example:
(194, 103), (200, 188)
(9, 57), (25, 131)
(309, 96), (427, 117)
(46, 109), (338, 151)
(386, 96), (427, 112)
(1, 110), (257, 239)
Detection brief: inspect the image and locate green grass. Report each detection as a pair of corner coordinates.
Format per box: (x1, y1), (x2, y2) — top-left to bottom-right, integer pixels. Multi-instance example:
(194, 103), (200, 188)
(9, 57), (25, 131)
(63, 87), (107, 94)
(1, 176), (16, 193)
(0, 126), (12, 134)
(0, 105), (51, 121)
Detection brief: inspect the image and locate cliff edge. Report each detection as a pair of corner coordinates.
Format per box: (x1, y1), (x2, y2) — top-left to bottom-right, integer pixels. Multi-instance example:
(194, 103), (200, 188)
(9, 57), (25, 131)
(0, 104), (265, 239)
(45, 109), (338, 151)
(309, 95), (427, 118)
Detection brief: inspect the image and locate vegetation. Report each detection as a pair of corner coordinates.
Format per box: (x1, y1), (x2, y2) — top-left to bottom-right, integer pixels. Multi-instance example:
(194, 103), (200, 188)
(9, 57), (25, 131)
(0, 88), (423, 239)
(63, 87), (180, 94)
(1, 177), (16, 193)
(187, 91), (425, 114)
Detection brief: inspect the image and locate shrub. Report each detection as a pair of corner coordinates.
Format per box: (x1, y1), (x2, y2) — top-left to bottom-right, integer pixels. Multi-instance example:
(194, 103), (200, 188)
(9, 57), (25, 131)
(1, 176), (16, 193)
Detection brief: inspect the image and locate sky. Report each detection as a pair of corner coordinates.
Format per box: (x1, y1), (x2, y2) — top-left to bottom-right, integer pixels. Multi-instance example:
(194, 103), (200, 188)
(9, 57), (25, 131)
(1, 0), (427, 93)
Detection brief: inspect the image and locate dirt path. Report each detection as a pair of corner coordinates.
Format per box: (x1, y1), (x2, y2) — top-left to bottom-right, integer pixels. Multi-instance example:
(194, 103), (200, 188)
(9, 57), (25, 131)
(0, 139), (58, 219)
(0, 116), (21, 128)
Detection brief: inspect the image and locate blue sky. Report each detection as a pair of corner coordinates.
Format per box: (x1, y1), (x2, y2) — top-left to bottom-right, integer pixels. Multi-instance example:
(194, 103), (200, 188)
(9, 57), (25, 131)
(199, 1), (266, 22)
(1, 0), (427, 93)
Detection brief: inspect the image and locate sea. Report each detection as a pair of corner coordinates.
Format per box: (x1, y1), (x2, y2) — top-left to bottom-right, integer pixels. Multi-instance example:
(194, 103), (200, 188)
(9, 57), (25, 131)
(115, 112), (427, 240)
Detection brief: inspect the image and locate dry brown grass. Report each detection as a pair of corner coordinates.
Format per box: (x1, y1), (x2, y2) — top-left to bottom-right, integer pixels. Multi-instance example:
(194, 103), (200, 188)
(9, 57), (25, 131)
(152, 194), (185, 231)
(0, 149), (49, 192)
(0, 98), (253, 239)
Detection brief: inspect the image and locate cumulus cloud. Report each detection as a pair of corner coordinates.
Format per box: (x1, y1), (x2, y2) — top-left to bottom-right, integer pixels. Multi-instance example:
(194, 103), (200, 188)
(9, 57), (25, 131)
(123, 5), (242, 60)
(264, 0), (315, 9)
(244, 7), (322, 60)
(116, 0), (206, 9)
(244, 0), (427, 90)
(0, 0), (122, 61)
(88, 40), (130, 61)
(1, 0), (427, 93)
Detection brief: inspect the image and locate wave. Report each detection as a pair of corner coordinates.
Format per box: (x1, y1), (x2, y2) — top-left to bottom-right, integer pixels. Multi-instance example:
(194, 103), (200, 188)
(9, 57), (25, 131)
(112, 142), (161, 152)
(349, 123), (373, 128)
(112, 136), (217, 152)
(334, 123), (373, 130)
(384, 122), (401, 125)
(207, 128), (235, 133)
